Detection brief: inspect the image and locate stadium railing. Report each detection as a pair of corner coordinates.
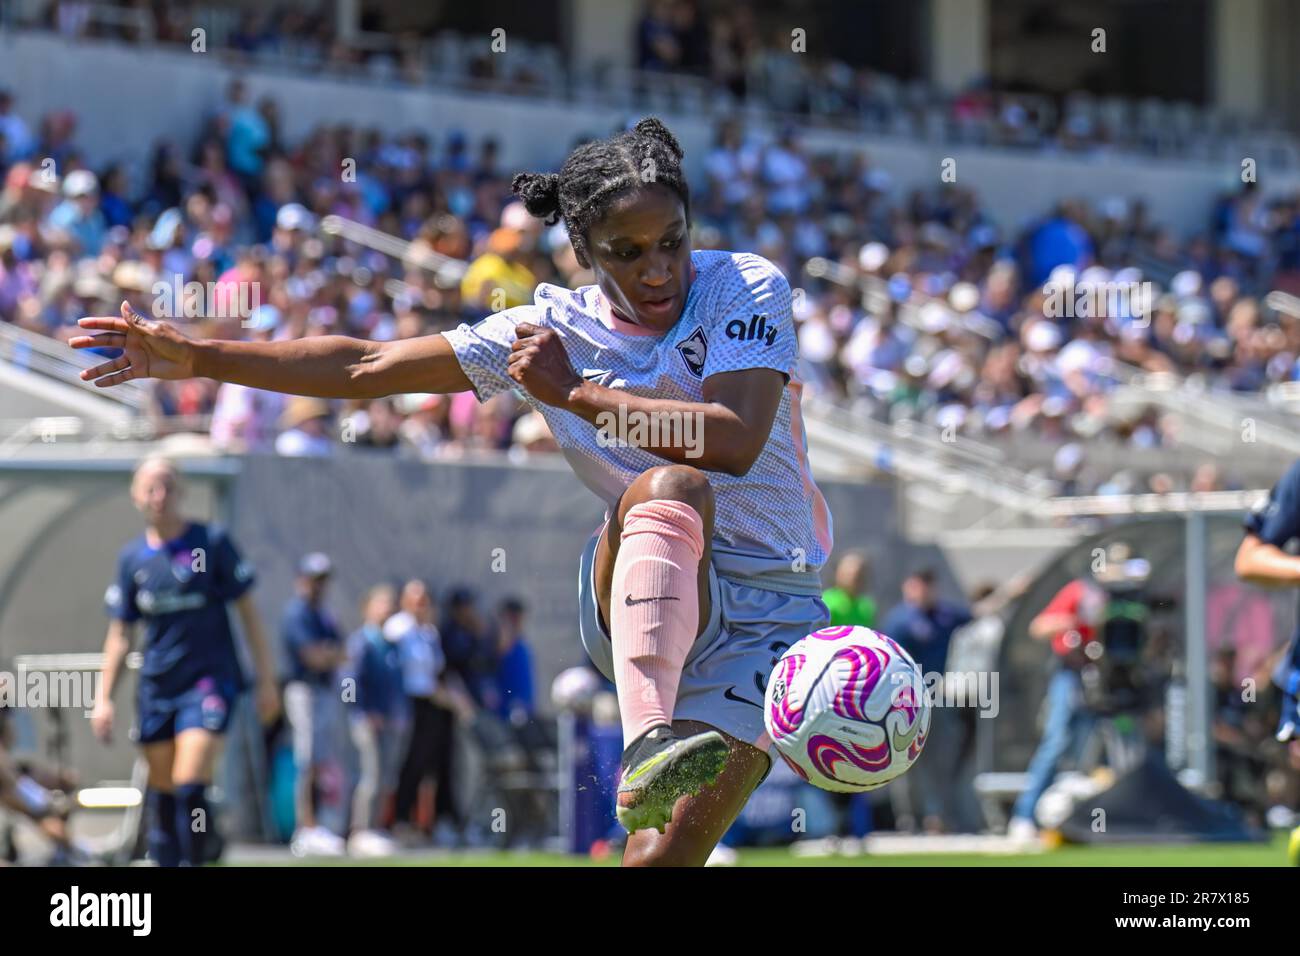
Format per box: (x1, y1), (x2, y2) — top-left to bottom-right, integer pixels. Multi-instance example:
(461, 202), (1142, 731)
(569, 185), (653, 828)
(0, 321), (150, 412)
(319, 214), (468, 286)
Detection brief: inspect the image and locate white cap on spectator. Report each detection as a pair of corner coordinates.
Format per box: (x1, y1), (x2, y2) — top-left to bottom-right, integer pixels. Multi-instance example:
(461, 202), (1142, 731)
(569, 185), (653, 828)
(63, 169), (98, 198)
(1047, 265), (1076, 291)
(935, 403), (967, 430)
(394, 393), (438, 415)
(513, 410), (553, 447)
(1078, 266), (1111, 289)
(246, 304), (282, 332)
(1041, 395), (1069, 417)
(1171, 270), (1202, 299)
(1100, 196), (1128, 220)
(1026, 320), (1063, 352)
(1177, 300), (1211, 325)
(298, 552), (332, 578)
(928, 351), (964, 389)
(858, 241), (889, 272)
(1054, 442), (1084, 475)
(948, 281), (979, 313)
(276, 203), (315, 232)
(919, 300), (952, 333)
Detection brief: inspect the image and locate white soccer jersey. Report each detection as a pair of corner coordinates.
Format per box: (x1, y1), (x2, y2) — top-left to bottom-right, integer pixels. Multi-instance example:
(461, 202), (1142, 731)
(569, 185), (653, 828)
(442, 249), (832, 594)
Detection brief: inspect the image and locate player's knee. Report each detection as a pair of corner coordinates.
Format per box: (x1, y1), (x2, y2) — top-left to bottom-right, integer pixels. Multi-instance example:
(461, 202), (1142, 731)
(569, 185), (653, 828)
(630, 465), (714, 519)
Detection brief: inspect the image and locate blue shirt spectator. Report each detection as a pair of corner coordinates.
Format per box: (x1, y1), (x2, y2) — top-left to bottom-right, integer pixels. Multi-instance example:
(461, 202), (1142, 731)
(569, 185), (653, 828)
(492, 598), (535, 722)
(346, 621), (408, 723)
(46, 170), (106, 256)
(880, 569), (973, 677)
(281, 553), (344, 686)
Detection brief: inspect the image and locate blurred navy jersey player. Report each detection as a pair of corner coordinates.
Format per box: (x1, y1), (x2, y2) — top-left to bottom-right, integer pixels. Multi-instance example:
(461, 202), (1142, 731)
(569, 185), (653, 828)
(93, 457), (280, 866)
(1235, 457), (1300, 863)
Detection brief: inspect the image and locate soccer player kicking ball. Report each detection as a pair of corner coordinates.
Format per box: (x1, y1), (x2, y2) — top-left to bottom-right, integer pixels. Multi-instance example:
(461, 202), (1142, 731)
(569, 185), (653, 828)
(92, 457), (281, 866)
(1235, 458), (1300, 865)
(71, 118), (833, 866)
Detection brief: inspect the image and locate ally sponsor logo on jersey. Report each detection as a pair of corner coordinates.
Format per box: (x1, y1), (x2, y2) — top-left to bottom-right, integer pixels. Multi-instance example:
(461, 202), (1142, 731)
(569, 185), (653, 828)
(726, 313), (778, 347)
(50, 886), (151, 936)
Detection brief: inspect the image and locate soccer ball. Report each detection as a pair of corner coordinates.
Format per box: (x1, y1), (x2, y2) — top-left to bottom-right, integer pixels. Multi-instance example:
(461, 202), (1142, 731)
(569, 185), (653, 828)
(764, 625), (930, 792)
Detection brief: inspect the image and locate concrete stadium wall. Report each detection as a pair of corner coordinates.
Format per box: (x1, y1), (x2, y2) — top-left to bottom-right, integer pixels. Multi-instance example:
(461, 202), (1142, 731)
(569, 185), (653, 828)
(4, 31), (1298, 236)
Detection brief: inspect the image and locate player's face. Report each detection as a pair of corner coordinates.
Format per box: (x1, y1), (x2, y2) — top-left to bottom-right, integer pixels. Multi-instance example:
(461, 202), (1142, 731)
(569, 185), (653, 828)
(585, 186), (691, 333)
(131, 465), (179, 522)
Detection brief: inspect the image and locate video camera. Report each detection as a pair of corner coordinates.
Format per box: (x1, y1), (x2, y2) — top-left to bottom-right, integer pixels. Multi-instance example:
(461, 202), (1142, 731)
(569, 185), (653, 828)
(1078, 542), (1155, 715)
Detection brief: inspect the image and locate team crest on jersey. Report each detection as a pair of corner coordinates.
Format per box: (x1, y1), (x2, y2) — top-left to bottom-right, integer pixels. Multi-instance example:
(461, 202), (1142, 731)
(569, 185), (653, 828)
(675, 326), (708, 378)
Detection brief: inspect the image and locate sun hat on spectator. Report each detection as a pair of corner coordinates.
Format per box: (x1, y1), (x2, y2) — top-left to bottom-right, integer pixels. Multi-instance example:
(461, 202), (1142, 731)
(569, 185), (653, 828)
(280, 396), (332, 430)
(112, 260), (157, 293)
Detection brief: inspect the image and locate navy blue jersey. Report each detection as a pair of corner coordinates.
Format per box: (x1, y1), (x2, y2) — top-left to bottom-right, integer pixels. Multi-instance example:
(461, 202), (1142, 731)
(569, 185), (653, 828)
(105, 522), (255, 698)
(1244, 459), (1300, 695)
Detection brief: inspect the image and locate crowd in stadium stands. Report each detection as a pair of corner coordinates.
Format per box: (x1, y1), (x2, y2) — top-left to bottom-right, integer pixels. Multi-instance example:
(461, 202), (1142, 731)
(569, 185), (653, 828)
(25, 0), (1299, 164)
(4, 82), (1300, 494)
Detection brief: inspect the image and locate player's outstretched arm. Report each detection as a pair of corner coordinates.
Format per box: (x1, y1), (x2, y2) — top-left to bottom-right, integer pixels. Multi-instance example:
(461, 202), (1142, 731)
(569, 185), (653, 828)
(72, 301), (473, 399)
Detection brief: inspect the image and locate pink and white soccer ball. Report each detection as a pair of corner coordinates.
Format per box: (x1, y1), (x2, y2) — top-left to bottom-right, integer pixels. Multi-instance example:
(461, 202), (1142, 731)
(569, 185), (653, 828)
(764, 625), (930, 792)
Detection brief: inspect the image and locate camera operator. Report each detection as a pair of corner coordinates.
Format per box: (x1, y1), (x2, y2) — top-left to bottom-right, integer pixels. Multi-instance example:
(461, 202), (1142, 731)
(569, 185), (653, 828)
(1006, 542), (1146, 843)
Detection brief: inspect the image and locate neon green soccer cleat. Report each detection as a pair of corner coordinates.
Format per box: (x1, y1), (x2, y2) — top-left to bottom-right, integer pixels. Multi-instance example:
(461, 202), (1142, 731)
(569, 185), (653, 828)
(616, 725), (729, 834)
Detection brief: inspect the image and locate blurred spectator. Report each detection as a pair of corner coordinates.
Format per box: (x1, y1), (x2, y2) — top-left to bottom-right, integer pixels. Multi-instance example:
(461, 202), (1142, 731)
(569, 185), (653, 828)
(880, 568), (973, 833)
(0, 90), (34, 162)
(491, 597), (536, 725)
(821, 550), (877, 628)
(459, 226), (536, 311)
(387, 579), (467, 844)
(441, 588), (494, 707)
(344, 584), (405, 853)
(275, 398), (334, 457)
(46, 169), (105, 256)
(281, 552), (349, 856)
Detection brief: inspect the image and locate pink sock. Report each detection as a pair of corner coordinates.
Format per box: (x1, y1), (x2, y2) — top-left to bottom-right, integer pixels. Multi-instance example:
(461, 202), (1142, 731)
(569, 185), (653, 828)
(610, 499), (705, 746)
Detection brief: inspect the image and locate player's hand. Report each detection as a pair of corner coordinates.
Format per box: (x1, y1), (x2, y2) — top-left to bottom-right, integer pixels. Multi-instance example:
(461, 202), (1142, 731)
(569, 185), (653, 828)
(70, 301), (198, 387)
(90, 699), (114, 744)
(508, 322), (582, 408)
(255, 678), (281, 726)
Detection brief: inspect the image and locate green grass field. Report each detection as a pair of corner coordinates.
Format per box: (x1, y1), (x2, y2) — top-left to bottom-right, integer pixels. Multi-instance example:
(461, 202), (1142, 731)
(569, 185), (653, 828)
(240, 832), (1293, 867)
